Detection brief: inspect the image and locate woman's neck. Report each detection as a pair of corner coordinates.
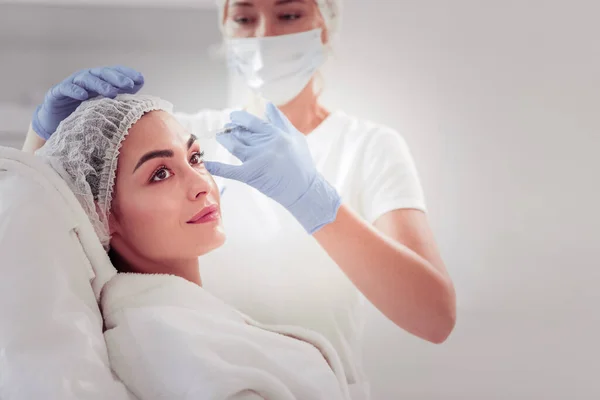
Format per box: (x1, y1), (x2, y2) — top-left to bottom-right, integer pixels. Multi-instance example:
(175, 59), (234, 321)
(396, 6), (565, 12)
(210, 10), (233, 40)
(109, 248), (202, 286)
(253, 78), (331, 135)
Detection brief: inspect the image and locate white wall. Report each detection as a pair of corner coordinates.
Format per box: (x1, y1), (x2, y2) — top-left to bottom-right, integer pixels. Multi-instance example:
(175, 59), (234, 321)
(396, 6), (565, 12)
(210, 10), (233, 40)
(1, 1), (598, 399)
(0, 3), (228, 145)
(318, 0), (599, 398)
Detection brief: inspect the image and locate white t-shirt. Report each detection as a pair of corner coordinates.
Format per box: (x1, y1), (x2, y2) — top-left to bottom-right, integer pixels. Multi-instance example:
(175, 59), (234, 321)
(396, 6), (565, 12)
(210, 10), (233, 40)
(175, 108), (427, 399)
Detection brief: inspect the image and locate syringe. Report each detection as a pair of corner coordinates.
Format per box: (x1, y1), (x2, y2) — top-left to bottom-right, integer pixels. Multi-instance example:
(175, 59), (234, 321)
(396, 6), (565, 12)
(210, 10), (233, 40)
(215, 126), (234, 136)
(200, 126), (234, 139)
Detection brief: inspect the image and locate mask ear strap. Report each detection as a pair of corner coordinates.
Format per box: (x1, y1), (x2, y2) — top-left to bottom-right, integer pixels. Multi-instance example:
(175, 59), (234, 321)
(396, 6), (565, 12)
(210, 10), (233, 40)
(313, 71), (325, 99)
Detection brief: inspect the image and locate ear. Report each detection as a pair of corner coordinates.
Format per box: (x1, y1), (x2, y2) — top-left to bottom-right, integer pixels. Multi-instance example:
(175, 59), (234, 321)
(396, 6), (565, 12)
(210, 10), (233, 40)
(222, 0), (230, 24)
(321, 26), (330, 46)
(108, 212), (120, 236)
(221, 0), (233, 37)
(315, 5), (329, 45)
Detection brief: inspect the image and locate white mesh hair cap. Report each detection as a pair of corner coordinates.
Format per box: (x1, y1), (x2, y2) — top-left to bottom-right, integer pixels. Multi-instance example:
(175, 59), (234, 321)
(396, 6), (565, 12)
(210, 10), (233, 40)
(215, 0), (342, 39)
(35, 94), (174, 250)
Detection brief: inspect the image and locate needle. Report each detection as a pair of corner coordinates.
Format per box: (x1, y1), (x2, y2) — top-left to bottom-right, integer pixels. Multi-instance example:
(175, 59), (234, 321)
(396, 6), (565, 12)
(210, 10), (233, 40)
(214, 126), (234, 136)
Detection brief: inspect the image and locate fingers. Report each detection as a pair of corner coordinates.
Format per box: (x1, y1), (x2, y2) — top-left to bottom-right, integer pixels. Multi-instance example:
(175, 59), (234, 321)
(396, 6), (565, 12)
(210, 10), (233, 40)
(265, 102), (295, 133)
(49, 83), (88, 102)
(111, 65), (145, 94)
(204, 161), (245, 181)
(51, 65), (144, 102)
(229, 110), (271, 134)
(229, 106), (296, 139)
(69, 65), (145, 99)
(221, 123), (257, 146)
(217, 122), (238, 137)
(72, 71), (119, 98)
(90, 67), (135, 91)
(216, 131), (252, 162)
(111, 65), (145, 86)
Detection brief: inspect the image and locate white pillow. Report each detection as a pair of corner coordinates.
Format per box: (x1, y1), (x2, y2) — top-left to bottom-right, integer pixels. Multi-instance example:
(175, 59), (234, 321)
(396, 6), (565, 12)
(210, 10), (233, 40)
(0, 147), (134, 400)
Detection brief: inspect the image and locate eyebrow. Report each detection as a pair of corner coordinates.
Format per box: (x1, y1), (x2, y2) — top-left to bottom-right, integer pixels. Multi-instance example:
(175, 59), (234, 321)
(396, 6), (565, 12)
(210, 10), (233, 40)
(133, 134), (198, 173)
(230, 1), (253, 7)
(133, 150), (173, 173)
(187, 134), (197, 150)
(231, 0), (304, 7)
(275, 0), (305, 5)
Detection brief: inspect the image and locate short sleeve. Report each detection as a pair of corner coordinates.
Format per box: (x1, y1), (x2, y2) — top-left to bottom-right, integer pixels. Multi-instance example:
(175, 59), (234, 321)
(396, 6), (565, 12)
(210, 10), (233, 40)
(359, 128), (427, 223)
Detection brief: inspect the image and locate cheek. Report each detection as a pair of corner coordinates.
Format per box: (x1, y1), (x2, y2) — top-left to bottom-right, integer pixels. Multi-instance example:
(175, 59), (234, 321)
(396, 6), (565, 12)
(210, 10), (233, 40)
(118, 191), (182, 239)
(210, 176), (219, 193)
(306, 6), (326, 30)
(206, 176), (222, 204)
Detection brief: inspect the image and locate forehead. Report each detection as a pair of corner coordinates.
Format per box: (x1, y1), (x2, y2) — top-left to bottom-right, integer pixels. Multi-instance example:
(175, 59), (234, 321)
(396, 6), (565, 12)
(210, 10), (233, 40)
(229, 0), (310, 8)
(119, 111), (187, 160)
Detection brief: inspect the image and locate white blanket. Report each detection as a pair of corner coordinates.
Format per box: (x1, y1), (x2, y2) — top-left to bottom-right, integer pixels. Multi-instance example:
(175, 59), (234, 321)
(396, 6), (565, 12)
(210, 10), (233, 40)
(0, 146), (134, 400)
(102, 273), (352, 400)
(0, 146), (352, 399)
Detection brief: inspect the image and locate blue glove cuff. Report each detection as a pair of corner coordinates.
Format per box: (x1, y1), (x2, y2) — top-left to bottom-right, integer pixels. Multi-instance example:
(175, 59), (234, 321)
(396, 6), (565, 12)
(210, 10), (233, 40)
(286, 174), (342, 235)
(31, 104), (52, 140)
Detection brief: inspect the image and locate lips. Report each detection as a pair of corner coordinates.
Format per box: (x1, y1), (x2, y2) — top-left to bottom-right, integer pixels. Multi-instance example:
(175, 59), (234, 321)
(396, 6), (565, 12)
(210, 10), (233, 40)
(187, 204), (220, 224)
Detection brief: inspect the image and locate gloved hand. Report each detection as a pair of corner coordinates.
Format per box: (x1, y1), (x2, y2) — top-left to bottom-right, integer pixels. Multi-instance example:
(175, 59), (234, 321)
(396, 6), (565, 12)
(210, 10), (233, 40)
(204, 103), (342, 234)
(32, 65), (144, 140)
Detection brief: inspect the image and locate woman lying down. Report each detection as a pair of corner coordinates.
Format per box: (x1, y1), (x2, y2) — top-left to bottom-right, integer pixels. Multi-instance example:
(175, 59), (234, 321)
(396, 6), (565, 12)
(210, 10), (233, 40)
(36, 94), (351, 400)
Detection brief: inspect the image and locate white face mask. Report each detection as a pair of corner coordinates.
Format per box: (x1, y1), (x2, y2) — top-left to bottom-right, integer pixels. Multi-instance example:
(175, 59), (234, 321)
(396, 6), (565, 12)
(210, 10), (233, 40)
(226, 29), (327, 106)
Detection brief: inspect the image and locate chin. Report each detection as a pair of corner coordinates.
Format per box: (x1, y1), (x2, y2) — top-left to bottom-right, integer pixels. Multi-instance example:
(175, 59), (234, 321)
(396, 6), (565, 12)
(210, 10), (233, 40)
(191, 224), (226, 257)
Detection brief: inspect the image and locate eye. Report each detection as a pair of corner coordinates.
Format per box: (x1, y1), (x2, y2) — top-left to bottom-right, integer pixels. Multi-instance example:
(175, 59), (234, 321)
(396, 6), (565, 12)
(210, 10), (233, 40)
(151, 167), (172, 183)
(190, 151), (205, 166)
(279, 12), (302, 21)
(233, 15), (254, 25)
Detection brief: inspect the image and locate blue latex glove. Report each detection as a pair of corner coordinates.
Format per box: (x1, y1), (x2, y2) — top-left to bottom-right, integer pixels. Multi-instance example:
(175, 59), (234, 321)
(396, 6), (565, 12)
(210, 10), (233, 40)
(204, 103), (342, 234)
(32, 66), (144, 140)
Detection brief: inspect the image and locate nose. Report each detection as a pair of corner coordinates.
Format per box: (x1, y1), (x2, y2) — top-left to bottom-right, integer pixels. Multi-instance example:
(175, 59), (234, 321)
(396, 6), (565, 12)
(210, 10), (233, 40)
(255, 15), (278, 37)
(186, 167), (213, 201)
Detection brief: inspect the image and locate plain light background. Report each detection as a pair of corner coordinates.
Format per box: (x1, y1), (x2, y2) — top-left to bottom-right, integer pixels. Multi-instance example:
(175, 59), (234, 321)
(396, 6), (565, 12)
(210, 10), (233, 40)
(0, 0), (598, 398)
